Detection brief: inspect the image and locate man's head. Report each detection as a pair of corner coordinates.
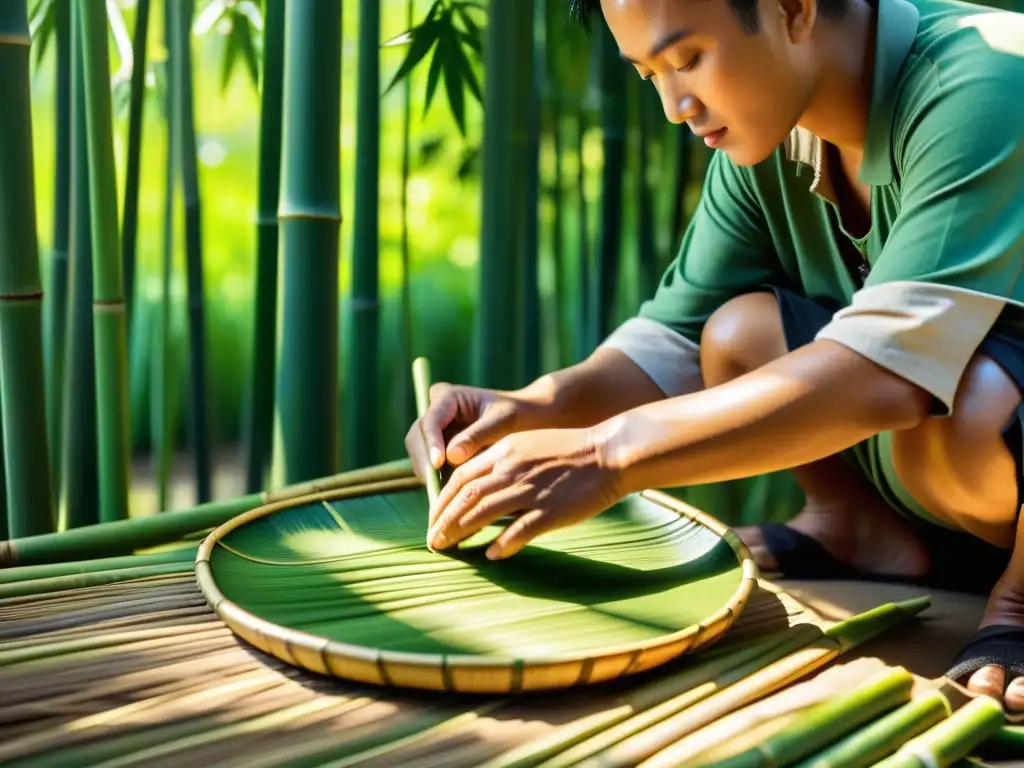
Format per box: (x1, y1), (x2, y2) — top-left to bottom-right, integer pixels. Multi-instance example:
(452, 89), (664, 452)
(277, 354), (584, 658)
(575, 0), (857, 165)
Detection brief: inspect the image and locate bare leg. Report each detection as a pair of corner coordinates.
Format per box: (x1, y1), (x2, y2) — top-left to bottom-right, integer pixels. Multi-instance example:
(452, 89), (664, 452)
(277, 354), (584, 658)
(699, 292), (931, 577)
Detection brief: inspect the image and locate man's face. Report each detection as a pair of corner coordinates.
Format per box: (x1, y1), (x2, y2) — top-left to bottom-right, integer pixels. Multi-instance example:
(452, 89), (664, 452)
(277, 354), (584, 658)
(601, 0), (818, 165)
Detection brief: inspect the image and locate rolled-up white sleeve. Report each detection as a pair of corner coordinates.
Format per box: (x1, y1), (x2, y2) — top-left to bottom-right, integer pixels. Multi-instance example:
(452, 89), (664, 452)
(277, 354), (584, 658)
(600, 317), (704, 398)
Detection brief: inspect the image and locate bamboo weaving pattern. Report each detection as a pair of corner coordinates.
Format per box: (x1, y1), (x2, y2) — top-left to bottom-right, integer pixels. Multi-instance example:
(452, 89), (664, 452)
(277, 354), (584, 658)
(196, 483), (758, 693)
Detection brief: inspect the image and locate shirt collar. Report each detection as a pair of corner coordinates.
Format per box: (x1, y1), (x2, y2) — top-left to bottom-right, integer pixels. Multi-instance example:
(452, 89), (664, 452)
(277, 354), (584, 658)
(784, 0), (921, 190)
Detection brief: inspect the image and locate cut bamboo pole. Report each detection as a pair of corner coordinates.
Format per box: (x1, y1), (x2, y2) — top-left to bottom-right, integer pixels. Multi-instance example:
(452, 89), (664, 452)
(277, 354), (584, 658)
(0, 1), (56, 537)
(346, 0), (382, 470)
(554, 597), (931, 768)
(682, 665), (916, 767)
(271, 0), (343, 485)
(0, 459), (414, 568)
(78, 0), (132, 523)
(60, 3), (101, 531)
(244, 0), (285, 493)
(793, 688), (951, 768)
(872, 696), (1004, 768)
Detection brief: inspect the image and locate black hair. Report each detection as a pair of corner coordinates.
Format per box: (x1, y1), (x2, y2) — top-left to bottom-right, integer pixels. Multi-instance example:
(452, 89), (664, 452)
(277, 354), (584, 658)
(569, 0), (850, 35)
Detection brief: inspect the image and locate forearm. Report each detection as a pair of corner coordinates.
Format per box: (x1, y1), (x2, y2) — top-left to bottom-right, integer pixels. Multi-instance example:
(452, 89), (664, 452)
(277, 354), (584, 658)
(598, 339), (933, 494)
(516, 347), (672, 429)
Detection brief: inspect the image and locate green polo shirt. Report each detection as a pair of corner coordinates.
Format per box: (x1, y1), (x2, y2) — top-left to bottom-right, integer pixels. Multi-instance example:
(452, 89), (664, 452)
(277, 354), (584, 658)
(603, 0), (1024, 418)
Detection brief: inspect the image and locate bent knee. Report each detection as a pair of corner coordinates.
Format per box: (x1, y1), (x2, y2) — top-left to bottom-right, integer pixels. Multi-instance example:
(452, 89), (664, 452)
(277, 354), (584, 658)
(701, 292), (788, 387)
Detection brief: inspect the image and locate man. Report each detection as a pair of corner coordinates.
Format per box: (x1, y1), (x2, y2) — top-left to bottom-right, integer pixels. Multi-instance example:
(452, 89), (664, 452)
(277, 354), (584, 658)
(405, 0), (1024, 711)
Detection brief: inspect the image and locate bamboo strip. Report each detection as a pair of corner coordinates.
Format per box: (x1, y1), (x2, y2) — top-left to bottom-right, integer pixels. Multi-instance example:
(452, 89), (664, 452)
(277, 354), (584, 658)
(873, 696), (1005, 768)
(412, 356), (443, 509)
(0, 459), (416, 568)
(794, 689), (951, 768)
(0, 546), (196, 585)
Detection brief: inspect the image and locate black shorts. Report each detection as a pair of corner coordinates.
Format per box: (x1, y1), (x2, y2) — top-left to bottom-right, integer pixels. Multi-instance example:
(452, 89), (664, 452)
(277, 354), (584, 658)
(765, 285), (1024, 530)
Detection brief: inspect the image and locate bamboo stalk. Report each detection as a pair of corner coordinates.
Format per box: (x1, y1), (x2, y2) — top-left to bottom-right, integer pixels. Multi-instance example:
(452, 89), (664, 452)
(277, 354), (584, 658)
(79, 0), (132, 523)
(593, 20), (626, 346)
(120, 0), (151, 339)
(346, 0), (382, 470)
(59, 2), (101, 531)
(0, 547), (196, 586)
(522, 0), (542, 383)
(477, 0), (523, 389)
(271, 0), (343, 485)
(168, 0), (212, 503)
(681, 666), (916, 767)
(0, 1), (56, 537)
(793, 689), (951, 768)
(555, 597), (930, 768)
(0, 459), (415, 568)
(243, 0), (285, 493)
(977, 724), (1024, 758)
(44, 0), (72, 501)
(873, 696), (1004, 768)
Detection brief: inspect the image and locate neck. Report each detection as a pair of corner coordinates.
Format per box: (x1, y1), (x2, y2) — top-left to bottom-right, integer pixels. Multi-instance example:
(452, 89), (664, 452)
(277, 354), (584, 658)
(796, 0), (877, 157)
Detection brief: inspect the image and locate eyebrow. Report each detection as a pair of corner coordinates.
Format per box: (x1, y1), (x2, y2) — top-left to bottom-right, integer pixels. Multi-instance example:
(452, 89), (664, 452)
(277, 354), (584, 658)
(619, 29), (692, 65)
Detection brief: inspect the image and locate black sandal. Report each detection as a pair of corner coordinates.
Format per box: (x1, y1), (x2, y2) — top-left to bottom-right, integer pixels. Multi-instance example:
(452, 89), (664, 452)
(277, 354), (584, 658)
(947, 625), (1024, 684)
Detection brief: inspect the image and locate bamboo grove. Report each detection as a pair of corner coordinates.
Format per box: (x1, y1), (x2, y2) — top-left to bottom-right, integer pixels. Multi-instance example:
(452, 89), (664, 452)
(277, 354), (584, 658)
(19, 0), (968, 535)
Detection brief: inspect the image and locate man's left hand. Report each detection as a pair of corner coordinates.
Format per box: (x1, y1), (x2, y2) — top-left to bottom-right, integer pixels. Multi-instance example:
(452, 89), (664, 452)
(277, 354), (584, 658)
(426, 427), (623, 560)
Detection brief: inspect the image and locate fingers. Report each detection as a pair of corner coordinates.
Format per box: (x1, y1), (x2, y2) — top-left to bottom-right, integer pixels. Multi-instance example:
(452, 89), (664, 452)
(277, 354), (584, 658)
(446, 402), (513, 466)
(420, 384), (459, 469)
(428, 449), (500, 532)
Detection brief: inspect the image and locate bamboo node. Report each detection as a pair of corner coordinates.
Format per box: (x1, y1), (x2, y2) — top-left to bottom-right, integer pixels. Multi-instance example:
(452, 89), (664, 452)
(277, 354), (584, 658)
(0, 290), (43, 302)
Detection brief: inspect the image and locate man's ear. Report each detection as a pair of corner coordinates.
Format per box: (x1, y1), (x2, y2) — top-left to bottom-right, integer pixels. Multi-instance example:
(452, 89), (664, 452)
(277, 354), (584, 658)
(775, 0), (818, 43)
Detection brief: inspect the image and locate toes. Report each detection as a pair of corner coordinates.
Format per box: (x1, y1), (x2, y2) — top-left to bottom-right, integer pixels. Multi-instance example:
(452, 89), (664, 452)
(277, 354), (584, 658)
(1006, 675), (1024, 711)
(967, 664), (1006, 700)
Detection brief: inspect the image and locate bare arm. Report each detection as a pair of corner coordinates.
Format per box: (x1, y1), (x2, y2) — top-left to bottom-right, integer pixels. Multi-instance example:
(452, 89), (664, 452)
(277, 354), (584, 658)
(598, 339), (933, 494)
(516, 347), (671, 430)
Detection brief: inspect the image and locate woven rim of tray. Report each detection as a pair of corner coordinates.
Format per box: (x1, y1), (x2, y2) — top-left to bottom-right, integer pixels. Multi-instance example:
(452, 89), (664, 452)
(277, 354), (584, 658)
(195, 479), (759, 694)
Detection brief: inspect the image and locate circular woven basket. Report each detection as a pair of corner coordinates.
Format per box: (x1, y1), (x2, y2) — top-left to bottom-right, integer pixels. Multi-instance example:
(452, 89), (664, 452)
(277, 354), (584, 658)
(195, 478), (757, 694)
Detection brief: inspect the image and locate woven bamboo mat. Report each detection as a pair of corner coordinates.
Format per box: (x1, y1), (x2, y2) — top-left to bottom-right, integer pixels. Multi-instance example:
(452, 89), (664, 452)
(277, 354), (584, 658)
(0, 572), (817, 767)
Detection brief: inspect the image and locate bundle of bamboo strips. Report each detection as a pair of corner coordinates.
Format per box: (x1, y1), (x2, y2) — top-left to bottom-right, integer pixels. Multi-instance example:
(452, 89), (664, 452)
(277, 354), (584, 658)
(0, 559), (830, 766)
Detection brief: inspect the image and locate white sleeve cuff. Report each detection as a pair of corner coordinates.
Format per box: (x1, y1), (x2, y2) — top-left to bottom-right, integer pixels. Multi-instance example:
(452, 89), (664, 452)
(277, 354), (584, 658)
(600, 317), (704, 397)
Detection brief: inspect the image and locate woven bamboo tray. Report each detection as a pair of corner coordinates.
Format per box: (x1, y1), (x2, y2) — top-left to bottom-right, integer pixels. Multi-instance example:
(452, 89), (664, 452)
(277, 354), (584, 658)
(195, 478), (758, 694)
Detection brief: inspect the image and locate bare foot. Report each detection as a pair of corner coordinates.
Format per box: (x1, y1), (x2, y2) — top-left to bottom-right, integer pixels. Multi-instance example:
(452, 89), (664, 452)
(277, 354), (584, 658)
(959, 576), (1024, 711)
(736, 468), (931, 579)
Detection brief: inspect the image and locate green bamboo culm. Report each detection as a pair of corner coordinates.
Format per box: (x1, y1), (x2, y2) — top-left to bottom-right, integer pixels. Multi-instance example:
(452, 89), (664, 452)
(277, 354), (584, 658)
(346, 0), (382, 470)
(793, 688), (951, 768)
(168, 0), (212, 504)
(0, 1), (56, 537)
(476, 0), (524, 390)
(521, 0), (543, 384)
(59, 0), (101, 531)
(243, 0), (285, 493)
(271, 0), (343, 486)
(120, 0), (151, 340)
(44, 0), (72, 502)
(78, 0), (132, 523)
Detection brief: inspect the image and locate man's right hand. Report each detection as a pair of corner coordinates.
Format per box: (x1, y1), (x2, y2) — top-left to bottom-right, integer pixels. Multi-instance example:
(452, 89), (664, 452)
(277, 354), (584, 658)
(405, 382), (545, 481)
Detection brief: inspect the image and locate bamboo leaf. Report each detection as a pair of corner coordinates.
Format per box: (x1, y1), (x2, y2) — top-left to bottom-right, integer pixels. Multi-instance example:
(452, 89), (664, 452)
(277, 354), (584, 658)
(441, 27), (466, 135)
(383, 18), (443, 96)
(30, 0), (56, 67)
(422, 39), (445, 115)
